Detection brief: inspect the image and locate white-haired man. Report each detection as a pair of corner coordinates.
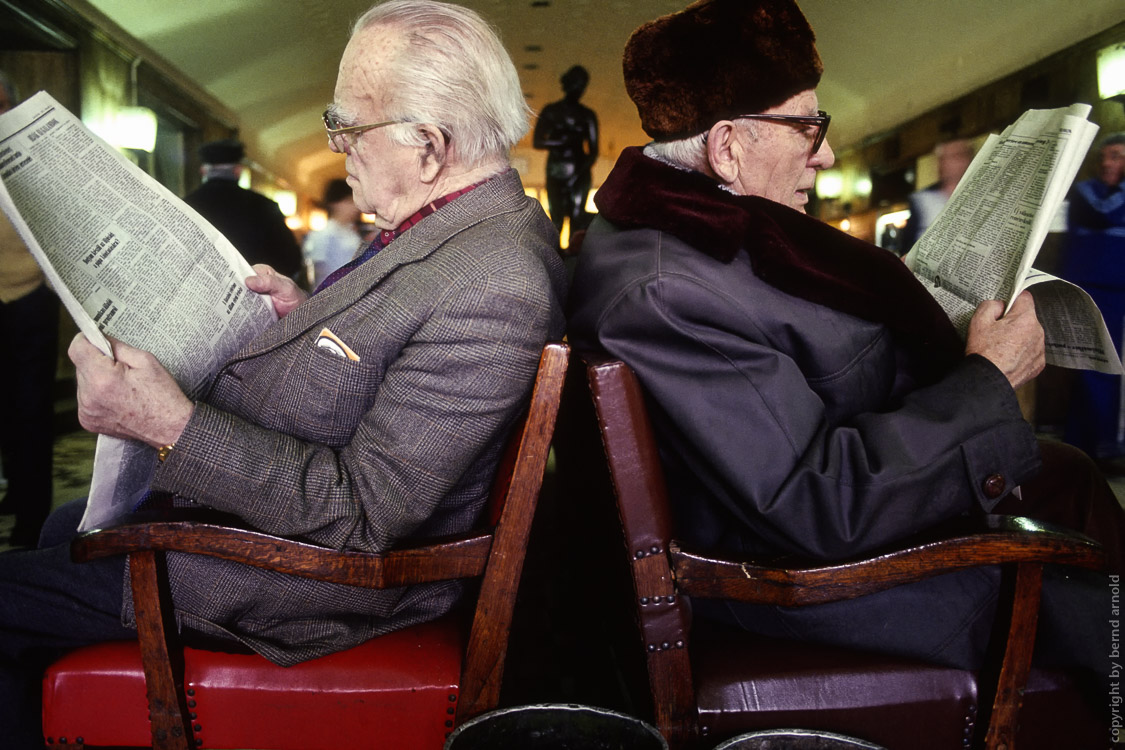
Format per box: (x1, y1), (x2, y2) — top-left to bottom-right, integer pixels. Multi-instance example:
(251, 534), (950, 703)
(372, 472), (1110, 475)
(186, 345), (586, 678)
(0, 2), (565, 746)
(568, 0), (1124, 715)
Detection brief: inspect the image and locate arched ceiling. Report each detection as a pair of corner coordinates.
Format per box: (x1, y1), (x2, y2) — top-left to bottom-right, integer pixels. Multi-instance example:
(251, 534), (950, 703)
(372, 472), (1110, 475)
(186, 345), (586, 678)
(75, 0), (1125, 199)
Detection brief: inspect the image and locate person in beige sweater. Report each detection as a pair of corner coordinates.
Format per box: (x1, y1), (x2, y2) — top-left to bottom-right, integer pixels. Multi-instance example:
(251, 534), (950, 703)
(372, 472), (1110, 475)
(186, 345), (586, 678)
(0, 71), (58, 547)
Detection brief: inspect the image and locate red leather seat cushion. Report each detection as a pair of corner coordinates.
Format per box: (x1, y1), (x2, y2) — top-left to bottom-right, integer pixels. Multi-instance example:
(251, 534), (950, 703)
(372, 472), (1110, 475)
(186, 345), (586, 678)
(43, 618), (463, 749)
(692, 623), (1106, 750)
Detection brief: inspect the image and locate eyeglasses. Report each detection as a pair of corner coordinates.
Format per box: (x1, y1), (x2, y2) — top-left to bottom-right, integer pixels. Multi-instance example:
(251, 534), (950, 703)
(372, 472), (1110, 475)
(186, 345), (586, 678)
(735, 110), (831, 154)
(322, 109), (402, 153)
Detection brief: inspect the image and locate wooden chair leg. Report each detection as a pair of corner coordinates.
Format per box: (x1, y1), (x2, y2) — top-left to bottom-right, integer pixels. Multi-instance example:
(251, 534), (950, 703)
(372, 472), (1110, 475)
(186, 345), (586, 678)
(130, 550), (195, 750)
(983, 562), (1044, 750)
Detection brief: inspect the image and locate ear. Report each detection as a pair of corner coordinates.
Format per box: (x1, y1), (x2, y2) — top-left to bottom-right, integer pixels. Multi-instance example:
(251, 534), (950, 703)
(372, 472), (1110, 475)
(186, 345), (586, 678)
(705, 120), (742, 187)
(417, 124), (448, 183)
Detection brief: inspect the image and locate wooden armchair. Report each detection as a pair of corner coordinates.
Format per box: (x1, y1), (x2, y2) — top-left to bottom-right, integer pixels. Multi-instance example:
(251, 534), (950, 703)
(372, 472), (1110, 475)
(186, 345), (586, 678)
(40, 341), (569, 750)
(571, 350), (1107, 750)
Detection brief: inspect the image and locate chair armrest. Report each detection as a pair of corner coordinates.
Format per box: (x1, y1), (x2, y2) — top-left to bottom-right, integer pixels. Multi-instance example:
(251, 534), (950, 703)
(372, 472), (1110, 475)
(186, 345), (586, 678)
(671, 515), (1105, 606)
(70, 508), (493, 589)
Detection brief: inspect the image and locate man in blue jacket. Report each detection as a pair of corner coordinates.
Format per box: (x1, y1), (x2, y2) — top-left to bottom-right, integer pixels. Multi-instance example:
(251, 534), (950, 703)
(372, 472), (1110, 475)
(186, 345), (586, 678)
(1060, 132), (1125, 465)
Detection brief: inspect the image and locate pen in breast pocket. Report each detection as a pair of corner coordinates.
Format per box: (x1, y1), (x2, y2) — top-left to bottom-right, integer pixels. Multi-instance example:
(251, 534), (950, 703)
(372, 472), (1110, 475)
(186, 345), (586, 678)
(315, 327), (360, 361)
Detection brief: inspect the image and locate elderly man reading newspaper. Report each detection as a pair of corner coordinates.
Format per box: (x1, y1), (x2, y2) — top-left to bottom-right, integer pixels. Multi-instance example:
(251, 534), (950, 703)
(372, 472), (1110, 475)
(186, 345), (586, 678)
(0, 2), (566, 747)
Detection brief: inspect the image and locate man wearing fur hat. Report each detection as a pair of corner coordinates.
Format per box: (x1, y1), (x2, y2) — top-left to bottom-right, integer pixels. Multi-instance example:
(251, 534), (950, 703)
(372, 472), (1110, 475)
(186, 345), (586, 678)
(568, 0), (1125, 696)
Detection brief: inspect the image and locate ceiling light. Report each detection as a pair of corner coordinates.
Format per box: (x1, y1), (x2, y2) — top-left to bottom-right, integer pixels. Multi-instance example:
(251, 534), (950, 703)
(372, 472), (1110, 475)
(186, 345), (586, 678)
(112, 107), (157, 152)
(1098, 42), (1125, 100)
(273, 190), (297, 217)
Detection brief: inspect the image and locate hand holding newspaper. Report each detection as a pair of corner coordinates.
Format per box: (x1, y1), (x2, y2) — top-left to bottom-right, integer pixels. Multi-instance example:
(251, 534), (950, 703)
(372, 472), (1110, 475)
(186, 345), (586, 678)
(904, 103), (1123, 375)
(0, 91), (278, 529)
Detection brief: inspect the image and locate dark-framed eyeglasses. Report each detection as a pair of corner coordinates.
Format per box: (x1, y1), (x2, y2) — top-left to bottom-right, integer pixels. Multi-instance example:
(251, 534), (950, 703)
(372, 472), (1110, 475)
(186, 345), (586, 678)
(322, 109), (403, 153)
(735, 110), (831, 154)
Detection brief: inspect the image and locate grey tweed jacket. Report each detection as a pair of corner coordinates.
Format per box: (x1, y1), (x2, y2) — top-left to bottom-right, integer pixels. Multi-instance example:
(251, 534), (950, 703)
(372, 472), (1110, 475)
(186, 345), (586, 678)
(142, 168), (566, 665)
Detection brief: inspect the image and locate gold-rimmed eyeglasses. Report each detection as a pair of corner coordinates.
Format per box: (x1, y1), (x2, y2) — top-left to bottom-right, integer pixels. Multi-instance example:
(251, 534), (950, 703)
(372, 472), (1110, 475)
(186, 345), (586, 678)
(322, 109), (402, 153)
(735, 110), (831, 154)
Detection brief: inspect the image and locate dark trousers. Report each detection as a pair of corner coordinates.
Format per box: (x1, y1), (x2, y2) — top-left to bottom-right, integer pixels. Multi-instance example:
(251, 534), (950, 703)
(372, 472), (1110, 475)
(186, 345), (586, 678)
(0, 499), (133, 749)
(0, 283), (59, 543)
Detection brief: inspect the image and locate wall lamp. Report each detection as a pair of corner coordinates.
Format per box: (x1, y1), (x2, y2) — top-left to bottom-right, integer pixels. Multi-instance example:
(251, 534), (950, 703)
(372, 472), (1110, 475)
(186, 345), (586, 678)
(1098, 42), (1125, 102)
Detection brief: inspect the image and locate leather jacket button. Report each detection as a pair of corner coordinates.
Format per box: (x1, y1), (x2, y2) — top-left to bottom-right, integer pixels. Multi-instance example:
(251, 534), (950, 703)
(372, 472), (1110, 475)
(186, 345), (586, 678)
(982, 474), (1006, 499)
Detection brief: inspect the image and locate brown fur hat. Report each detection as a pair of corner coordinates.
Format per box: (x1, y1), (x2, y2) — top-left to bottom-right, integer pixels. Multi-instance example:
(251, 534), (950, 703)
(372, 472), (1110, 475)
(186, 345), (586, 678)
(624, 0), (823, 141)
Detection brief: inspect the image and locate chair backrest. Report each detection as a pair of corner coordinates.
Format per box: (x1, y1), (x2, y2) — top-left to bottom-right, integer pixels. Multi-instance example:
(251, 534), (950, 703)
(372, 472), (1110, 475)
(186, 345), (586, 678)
(581, 351), (699, 746)
(458, 341), (570, 721)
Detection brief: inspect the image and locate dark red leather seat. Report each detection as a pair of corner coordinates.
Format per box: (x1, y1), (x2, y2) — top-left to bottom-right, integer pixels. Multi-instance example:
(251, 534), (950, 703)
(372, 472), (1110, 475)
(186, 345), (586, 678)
(44, 620), (462, 748)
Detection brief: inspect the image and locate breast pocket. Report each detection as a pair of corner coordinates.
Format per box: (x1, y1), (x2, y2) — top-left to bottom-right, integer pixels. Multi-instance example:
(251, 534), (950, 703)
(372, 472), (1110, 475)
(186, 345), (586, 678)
(284, 347), (386, 446)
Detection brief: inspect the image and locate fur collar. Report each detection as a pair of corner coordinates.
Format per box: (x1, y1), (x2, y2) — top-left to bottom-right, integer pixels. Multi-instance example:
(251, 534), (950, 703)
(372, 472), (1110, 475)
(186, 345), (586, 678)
(594, 147), (964, 379)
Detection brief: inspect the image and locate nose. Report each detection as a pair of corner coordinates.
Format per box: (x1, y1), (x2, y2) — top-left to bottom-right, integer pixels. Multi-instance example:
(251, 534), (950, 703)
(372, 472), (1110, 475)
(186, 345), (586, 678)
(813, 138), (835, 169)
(328, 134), (347, 155)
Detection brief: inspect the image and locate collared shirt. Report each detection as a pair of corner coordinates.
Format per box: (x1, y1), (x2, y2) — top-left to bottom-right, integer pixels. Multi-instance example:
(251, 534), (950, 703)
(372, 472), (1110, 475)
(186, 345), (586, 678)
(315, 180), (484, 293)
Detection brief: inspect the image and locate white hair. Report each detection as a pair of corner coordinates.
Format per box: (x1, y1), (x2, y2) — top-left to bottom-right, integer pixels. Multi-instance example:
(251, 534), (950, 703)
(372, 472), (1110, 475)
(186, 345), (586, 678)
(644, 120), (759, 174)
(352, 0), (530, 167)
(645, 133), (710, 172)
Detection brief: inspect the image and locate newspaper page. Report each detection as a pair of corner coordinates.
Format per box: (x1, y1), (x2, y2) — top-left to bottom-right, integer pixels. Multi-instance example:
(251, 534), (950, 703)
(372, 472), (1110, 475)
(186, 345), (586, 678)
(0, 91), (277, 529)
(905, 104), (1122, 374)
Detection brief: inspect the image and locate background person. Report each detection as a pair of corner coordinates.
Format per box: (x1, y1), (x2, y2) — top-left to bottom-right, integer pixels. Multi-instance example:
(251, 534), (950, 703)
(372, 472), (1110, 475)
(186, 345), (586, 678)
(0, 69), (58, 548)
(898, 138), (975, 255)
(184, 138), (304, 280)
(1059, 132), (1125, 468)
(303, 177), (363, 289)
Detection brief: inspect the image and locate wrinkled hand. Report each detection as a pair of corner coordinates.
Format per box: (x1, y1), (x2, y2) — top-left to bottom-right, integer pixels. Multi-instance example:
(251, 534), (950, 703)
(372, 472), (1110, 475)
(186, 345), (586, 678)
(245, 263), (307, 318)
(965, 291), (1045, 389)
(69, 334), (193, 448)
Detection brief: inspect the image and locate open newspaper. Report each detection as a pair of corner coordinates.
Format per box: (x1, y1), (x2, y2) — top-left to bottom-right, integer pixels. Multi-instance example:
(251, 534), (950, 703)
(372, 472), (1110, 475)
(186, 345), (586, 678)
(905, 103), (1123, 375)
(0, 91), (277, 530)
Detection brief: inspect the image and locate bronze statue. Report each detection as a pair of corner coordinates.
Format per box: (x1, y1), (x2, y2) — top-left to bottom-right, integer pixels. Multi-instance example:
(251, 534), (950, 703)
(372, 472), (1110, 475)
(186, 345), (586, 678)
(534, 65), (599, 234)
